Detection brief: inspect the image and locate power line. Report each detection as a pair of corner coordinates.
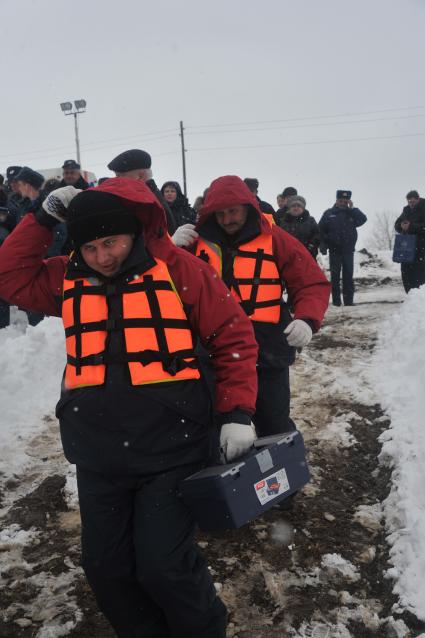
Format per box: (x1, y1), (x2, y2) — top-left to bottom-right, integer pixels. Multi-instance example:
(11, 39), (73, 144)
(186, 105), (425, 131)
(186, 113), (425, 137)
(0, 128), (178, 160)
(188, 131), (425, 152)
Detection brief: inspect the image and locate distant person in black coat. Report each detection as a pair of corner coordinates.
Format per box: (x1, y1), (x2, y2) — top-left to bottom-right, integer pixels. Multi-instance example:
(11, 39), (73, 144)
(278, 196), (320, 259)
(60, 159), (89, 190)
(394, 190), (425, 292)
(319, 190), (367, 306)
(161, 181), (196, 227)
(243, 178), (275, 215)
(0, 206), (15, 328)
(273, 186), (298, 226)
(107, 149), (177, 233)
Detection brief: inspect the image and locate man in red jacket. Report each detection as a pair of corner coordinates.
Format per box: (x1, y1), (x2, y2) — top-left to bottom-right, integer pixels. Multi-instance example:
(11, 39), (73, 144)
(0, 177), (258, 638)
(181, 175), (330, 437)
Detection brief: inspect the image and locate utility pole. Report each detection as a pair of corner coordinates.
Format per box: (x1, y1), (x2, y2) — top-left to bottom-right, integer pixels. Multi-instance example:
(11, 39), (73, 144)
(73, 113), (81, 165)
(179, 120), (187, 196)
(60, 100), (87, 165)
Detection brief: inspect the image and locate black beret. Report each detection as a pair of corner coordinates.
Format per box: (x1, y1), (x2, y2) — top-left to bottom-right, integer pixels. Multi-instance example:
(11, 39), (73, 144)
(108, 149), (152, 173)
(6, 166), (22, 181)
(15, 167), (44, 189)
(62, 159), (80, 170)
(336, 190), (352, 200)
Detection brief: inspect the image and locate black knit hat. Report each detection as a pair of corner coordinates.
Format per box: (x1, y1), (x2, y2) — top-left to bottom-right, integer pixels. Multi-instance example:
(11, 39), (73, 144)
(108, 149), (152, 172)
(67, 190), (139, 247)
(281, 186), (297, 198)
(15, 167), (44, 189)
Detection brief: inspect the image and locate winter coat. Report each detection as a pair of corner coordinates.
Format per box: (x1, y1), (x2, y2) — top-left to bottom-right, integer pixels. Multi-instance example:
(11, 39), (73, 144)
(257, 197), (275, 215)
(276, 210), (321, 258)
(161, 181), (196, 228)
(146, 179), (177, 234)
(0, 178), (258, 475)
(194, 176), (330, 369)
(60, 175), (89, 190)
(394, 198), (425, 261)
(7, 192), (28, 226)
(319, 205), (367, 253)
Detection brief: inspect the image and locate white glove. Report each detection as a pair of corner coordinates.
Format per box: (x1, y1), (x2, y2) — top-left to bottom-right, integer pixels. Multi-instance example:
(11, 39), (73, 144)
(220, 422), (256, 462)
(42, 186), (81, 222)
(284, 319), (313, 348)
(172, 223), (199, 247)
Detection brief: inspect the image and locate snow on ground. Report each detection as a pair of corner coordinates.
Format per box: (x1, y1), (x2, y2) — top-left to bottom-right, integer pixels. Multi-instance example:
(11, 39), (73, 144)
(371, 285), (425, 621)
(0, 313), (64, 480)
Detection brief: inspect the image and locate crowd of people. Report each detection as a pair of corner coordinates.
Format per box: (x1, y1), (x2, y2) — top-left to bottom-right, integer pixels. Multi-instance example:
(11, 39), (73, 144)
(0, 147), (423, 637)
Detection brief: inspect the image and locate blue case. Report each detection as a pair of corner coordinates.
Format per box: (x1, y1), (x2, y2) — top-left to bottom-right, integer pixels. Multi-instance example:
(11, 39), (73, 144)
(180, 431), (310, 531)
(392, 233), (417, 263)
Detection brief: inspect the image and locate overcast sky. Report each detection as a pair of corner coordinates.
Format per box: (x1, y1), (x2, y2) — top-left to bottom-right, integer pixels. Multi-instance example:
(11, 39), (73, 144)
(2, 0), (425, 242)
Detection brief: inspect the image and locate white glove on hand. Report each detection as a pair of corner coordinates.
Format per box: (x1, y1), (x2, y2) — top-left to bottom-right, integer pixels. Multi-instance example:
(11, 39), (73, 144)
(42, 186), (81, 222)
(284, 319), (313, 348)
(220, 422), (256, 462)
(172, 223), (199, 247)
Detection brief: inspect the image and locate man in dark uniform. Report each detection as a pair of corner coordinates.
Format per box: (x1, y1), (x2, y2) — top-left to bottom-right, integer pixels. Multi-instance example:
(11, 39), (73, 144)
(60, 159), (89, 190)
(6, 166), (26, 225)
(319, 190), (367, 306)
(108, 149), (177, 233)
(243, 177), (275, 215)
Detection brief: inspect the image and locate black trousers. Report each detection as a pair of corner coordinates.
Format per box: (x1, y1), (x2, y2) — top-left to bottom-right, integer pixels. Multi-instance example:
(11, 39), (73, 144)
(76, 465), (227, 638)
(0, 297), (10, 328)
(401, 261), (425, 293)
(329, 251), (355, 305)
(253, 367), (296, 437)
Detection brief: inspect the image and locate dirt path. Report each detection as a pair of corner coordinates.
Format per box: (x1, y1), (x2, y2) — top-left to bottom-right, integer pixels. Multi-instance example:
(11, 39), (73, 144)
(1, 282), (424, 637)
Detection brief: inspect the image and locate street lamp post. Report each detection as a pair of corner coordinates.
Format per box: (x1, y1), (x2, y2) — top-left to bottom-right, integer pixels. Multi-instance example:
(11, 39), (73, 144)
(59, 100), (87, 165)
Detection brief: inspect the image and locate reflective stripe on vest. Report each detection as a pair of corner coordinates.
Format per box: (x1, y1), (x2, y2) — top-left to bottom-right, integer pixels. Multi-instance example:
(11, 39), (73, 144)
(195, 224), (282, 323)
(62, 258), (200, 390)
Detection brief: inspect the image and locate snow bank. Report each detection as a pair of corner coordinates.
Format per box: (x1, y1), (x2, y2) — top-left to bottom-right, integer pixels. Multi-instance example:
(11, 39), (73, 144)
(0, 317), (65, 478)
(372, 285), (425, 620)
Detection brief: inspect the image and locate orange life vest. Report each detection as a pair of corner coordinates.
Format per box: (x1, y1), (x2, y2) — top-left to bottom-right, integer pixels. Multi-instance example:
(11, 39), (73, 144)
(195, 219), (283, 323)
(62, 258), (200, 390)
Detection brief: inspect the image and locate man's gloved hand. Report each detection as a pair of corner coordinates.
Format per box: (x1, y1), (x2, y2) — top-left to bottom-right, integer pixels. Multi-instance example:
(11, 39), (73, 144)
(42, 186), (81, 222)
(172, 223), (199, 247)
(284, 319), (313, 348)
(319, 242), (328, 255)
(220, 422), (256, 462)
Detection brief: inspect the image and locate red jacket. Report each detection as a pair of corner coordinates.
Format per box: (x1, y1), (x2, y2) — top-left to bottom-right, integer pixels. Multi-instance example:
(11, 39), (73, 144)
(0, 177), (258, 417)
(198, 175), (330, 332)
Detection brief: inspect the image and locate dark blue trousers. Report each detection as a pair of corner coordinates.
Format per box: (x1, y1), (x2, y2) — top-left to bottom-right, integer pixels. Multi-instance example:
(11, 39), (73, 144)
(0, 298), (10, 328)
(329, 251), (355, 305)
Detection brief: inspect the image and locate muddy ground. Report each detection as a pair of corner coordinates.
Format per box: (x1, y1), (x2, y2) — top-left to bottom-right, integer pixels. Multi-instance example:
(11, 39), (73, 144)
(1, 282), (424, 637)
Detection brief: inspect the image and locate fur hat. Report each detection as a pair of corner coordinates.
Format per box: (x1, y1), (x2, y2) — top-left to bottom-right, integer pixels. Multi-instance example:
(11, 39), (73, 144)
(15, 167), (44, 189)
(287, 195), (306, 209)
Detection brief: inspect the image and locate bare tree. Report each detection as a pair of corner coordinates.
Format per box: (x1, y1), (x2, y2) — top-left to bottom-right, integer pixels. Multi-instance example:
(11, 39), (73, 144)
(368, 210), (397, 251)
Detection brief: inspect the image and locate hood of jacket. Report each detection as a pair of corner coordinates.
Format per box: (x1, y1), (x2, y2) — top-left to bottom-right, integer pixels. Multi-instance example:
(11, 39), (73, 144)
(92, 177), (169, 244)
(197, 175), (272, 236)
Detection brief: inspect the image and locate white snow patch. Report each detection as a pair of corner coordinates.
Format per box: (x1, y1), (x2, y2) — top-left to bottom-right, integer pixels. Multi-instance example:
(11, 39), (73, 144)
(321, 554), (360, 583)
(317, 413), (357, 449)
(0, 317), (65, 480)
(371, 285), (425, 620)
